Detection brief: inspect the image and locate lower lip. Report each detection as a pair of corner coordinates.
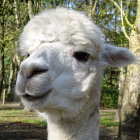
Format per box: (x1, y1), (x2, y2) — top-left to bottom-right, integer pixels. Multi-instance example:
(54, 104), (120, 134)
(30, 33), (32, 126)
(22, 89), (52, 101)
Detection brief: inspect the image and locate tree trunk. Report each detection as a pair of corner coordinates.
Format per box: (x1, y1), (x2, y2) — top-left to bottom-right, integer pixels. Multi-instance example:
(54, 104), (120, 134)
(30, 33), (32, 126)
(88, 0), (97, 18)
(14, 0), (20, 28)
(0, 5), (5, 98)
(28, 0), (33, 19)
(118, 0), (140, 139)
(115, 67), (127, 122)
(2, 89), (5, 105)
(0, 44), (4, 98)
(7, 60), (15, 95)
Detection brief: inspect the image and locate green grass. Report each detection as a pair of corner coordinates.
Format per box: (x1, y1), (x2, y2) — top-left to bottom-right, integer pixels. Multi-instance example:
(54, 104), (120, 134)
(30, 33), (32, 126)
(23, 119), (47, 127)
(100, 110), (119, 127)
(0, 108), (46, 127)
(100, 117), (118, 127)
(0, 104), (118, 128)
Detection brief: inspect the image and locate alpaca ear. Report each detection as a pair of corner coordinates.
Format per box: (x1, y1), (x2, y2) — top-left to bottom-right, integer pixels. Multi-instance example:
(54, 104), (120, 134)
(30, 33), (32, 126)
(100, 44), (135, 67)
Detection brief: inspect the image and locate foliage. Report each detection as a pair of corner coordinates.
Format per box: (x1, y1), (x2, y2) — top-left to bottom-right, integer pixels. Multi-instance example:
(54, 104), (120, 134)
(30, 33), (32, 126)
(101, 85), (119, 108)
(101, 68), (120, 108)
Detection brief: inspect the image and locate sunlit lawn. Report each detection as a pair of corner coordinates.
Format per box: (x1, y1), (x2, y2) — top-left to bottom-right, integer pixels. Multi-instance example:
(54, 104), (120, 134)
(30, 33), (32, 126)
(0, 104), (118, 128)
(0, 109), (46, 127)
(100, 110), (119, 127)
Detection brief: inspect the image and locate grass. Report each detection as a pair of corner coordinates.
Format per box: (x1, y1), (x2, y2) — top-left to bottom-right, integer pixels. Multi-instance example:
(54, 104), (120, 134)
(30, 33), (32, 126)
(100, 110), (119, 127)
(23, 119), (47, 127)
(100, 117), (118, 127)
(0, 104), (118, 128)
(0, 108), (47, 127)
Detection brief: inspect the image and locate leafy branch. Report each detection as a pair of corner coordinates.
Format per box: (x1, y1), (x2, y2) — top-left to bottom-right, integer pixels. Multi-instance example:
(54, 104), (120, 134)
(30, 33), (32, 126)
(110, 0), (133, 28)
(120, 0), (130, 40)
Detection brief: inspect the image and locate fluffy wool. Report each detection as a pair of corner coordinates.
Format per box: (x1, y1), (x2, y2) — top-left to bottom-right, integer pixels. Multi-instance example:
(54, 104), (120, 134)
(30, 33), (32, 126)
(16, 8), (135, 140)
(19, 8), (103, 55)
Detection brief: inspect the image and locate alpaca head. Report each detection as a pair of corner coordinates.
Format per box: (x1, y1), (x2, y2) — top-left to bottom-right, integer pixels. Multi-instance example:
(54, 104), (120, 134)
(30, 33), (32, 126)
(16, 8), (135, 118)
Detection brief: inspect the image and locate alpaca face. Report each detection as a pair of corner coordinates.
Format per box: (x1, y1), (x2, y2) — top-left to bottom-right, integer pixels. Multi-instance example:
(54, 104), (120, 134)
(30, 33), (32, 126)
(16, 8), (105, 116)
(16, 42), (102, 115)
(16, 8), (135, 118)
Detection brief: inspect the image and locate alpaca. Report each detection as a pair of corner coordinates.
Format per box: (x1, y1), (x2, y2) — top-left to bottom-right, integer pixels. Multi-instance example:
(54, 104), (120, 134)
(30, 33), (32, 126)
(16, 8), (135, 140)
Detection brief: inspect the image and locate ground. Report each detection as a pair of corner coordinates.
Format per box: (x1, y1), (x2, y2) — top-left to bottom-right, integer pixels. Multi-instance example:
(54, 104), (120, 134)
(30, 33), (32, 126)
(0, 103), (118, 140)
(0, 122), (47, 140)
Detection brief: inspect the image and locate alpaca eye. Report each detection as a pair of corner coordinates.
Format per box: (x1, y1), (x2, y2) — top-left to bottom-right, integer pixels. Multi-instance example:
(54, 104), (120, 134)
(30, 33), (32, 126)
(73, 51), (90, 62)
(27, 54), (30, 57)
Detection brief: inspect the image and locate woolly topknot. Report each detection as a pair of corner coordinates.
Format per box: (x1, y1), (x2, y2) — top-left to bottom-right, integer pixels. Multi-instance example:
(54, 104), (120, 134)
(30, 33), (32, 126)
(19, 7), (103, 54)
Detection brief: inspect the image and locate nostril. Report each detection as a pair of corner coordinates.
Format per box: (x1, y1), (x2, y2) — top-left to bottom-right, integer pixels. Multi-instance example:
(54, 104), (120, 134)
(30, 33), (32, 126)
(28, 69), (48, 78)
(19, 60), (49, 79)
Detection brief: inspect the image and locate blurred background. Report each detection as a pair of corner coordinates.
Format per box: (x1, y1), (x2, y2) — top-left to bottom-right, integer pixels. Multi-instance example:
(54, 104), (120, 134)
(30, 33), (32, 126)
(0, 0), (139, 140)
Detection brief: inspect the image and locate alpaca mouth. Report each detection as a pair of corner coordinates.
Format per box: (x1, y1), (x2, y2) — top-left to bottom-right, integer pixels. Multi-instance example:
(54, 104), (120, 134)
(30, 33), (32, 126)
(22, 89), (52, 101)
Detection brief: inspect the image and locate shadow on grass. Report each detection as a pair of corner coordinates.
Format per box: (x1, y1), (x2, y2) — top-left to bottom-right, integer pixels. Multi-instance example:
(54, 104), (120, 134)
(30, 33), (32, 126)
(0, 104), (118, 140)
(0, 122), (118, 140)
(0, 122), (47, 140)
(100, 126), (118, 140)
(0, 106), (22, 111)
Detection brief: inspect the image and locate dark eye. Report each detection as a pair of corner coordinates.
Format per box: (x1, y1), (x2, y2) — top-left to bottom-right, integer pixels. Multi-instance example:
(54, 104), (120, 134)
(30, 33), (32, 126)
(73, 51), (90, 62)
(27, 54), (30, 57)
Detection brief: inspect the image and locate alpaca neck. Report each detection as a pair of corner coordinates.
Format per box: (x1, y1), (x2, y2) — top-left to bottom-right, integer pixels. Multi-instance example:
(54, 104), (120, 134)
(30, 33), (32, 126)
(46, 106), (100, 140)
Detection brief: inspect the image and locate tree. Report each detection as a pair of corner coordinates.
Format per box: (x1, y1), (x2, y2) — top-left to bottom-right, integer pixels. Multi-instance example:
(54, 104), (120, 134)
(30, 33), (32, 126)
(109, 0), (140, 139)
(0, 0), (5, 98)
(115, 67), (127, 122)
(27, 0), (33, 19)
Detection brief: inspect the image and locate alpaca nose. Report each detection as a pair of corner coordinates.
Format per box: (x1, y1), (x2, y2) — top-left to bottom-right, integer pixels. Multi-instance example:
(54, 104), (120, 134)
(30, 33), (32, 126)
(26, 68), (48, 78)
(20, 59), (49, 79)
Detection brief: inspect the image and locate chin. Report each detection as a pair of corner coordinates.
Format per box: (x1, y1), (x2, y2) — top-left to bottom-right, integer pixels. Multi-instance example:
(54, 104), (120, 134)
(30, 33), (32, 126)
(21, 93), (50, 111)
